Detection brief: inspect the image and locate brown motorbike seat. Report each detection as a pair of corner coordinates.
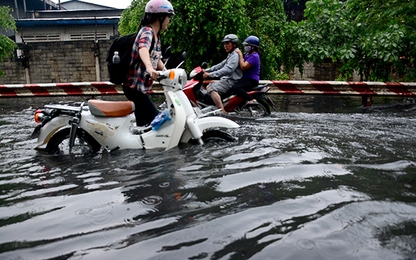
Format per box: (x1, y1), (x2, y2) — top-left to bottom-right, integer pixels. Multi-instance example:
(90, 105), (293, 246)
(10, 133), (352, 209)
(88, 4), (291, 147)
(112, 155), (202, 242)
(88, 99), (134, 117)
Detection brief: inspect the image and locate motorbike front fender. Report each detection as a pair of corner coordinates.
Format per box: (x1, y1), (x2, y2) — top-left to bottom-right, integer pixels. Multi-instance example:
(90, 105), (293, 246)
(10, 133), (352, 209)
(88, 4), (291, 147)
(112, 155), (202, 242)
(34, 116), (72, 148)
(197, 116), (240, 131)
(180, 116), (239, 143)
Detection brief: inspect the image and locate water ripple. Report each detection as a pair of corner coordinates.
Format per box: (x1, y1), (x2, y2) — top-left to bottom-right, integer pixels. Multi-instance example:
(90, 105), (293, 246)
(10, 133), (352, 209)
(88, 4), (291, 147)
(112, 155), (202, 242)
(75, 205), (114, 225)
(140, 195), (163, 206)
(1, 101), (416, 259)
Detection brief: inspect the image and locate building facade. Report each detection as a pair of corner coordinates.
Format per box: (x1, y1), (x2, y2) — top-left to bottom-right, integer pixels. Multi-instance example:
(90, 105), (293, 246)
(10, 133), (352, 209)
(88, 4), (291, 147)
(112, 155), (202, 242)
(0, 0), (122, 84)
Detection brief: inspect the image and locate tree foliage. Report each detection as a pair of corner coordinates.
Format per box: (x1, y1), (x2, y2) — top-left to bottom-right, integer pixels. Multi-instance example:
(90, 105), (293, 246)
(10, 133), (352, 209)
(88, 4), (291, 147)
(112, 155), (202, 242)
(244, 0), (287, 79)
(118, 0), (287, 79)
(119, 0), (416, 81)
(0, 6), (18, 76)
(348, 0), (416, 81)
(285, 0), (415, 81)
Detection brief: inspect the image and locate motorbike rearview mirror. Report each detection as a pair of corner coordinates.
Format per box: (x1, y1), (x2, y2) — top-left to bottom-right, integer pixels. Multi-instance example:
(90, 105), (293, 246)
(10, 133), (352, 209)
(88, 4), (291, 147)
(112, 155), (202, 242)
(162, 46), (172, 67)
(201, 62), (208, 69)
(175, 51), (187, 69)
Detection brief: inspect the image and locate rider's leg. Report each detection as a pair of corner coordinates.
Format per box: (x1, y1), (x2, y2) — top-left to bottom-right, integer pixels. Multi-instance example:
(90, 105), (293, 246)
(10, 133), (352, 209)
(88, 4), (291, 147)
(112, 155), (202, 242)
(123, 85), (159, 126)
(231, 79), (258, 103)
(231, 84), (252, 101)
(207, 81), (231, 113)
(210, 91), (226, 113)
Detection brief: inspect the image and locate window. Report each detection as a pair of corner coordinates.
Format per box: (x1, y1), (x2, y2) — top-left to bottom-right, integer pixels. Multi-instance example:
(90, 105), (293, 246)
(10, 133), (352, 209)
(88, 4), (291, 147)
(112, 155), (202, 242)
(69, 33), (108, 40)
(22, 34), (60, 42)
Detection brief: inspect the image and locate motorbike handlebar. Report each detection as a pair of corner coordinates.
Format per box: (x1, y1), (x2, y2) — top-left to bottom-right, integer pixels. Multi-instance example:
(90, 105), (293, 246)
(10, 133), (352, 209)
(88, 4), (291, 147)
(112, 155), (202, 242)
(145, 71), (167, 81)
(157, 73), (168, 81)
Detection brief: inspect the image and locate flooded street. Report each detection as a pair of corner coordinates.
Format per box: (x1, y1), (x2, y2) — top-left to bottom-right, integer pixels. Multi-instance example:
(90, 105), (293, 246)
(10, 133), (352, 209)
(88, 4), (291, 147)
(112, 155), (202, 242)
(1, 95), (416, 259)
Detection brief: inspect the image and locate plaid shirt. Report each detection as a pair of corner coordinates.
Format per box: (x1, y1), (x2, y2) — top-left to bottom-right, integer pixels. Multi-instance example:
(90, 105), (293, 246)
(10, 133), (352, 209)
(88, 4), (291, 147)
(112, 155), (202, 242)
(125, 26), (162, 93)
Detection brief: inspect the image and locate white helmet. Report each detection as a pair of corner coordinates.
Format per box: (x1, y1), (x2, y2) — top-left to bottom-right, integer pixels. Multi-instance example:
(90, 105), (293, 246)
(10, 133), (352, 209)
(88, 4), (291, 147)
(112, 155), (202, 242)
(145, 0), (175, 15)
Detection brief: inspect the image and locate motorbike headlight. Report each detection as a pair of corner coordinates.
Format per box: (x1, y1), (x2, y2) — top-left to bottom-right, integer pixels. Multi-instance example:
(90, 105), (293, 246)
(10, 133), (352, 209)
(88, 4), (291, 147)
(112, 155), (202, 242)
(34, 109), (45, 124)
(189, 69), (197, 78)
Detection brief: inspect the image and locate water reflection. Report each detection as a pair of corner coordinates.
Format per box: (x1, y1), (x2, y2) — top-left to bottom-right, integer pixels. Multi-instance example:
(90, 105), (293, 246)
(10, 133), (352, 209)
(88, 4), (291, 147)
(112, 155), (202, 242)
(0, 97), (415, 259)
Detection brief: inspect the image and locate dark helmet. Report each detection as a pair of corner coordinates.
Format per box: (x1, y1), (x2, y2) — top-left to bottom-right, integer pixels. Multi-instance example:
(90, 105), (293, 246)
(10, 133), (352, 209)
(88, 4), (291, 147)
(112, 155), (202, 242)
(222, 34), (239, 44)
(243, 35), (260, 48)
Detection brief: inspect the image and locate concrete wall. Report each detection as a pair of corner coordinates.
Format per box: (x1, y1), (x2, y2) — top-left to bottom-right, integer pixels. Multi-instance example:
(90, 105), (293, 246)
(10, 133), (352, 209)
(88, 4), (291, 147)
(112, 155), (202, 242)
(290, 62), (360, 81)
(0, 40), (112, 84)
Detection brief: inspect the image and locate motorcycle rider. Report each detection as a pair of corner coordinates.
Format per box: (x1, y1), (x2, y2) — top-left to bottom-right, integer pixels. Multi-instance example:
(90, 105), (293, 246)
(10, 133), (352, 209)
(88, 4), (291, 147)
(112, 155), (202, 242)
(123, 0), (174, 126)
(203, 34), (242, 114)
(230, 35), (261, 105)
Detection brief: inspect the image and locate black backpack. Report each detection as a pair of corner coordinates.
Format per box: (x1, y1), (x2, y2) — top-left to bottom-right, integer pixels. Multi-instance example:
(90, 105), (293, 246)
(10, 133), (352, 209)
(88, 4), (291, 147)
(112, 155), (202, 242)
(106, 31), (155, 85)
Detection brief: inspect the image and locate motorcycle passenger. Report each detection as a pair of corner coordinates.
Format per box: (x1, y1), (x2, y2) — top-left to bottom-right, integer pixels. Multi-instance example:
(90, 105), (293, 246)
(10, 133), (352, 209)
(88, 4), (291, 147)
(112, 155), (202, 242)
(203, 34), (243, 114)
(230, 35), (261, 105)
(123, 0), (174, 127)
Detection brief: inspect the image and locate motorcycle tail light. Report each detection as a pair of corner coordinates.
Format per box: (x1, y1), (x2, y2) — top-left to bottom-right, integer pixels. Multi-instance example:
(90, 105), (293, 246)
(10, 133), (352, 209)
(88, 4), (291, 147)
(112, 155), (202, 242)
(34, 109), (45, 124)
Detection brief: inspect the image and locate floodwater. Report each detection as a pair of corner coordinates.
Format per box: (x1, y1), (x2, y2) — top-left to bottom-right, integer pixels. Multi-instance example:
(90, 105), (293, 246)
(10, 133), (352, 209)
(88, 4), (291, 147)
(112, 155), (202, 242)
(0, 96), (416, 260)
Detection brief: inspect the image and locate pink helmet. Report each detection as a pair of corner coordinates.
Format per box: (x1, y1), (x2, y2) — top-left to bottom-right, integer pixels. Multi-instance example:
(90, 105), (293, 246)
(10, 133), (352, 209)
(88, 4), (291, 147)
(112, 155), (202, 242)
(145, 0), (175, 15)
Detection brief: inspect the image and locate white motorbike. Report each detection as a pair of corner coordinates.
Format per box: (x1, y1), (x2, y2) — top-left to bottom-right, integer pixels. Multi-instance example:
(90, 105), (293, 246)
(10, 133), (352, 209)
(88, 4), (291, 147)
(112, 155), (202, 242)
(31, 68), (240, 154)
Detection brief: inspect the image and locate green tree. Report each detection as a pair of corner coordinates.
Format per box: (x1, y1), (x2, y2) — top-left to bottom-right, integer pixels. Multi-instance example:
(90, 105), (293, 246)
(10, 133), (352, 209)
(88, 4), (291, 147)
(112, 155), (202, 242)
(285, 0), (415, 81)
(118, 0), (288, 79)
(347, 0), (415, 81)
(0, 6), (18, 77)
(244, 0), (287, 79)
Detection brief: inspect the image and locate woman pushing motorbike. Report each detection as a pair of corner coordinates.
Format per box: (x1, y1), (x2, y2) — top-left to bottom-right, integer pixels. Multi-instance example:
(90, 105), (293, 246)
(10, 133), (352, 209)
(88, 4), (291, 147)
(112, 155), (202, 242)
(123, 0), (175, 127)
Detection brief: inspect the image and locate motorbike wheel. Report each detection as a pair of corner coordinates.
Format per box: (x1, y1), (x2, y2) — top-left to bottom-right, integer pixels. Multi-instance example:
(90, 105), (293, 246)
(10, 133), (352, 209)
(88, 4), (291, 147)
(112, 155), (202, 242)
(237, 99), (270, 117)
(46, 128), (101, 155)
(201, 129), (236, 143)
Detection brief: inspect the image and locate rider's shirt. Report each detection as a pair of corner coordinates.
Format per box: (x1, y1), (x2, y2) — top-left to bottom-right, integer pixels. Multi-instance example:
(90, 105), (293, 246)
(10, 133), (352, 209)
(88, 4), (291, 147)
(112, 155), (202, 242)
(205, 50), (242, 81)
(242, 52), (260, 82)
(125, 26), (162, 94)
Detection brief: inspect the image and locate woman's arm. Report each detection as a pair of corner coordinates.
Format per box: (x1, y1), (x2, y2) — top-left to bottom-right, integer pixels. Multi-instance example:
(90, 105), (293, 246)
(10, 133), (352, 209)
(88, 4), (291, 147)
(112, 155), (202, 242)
(236, 49), (252, 71)
(139, 47), (158, 80)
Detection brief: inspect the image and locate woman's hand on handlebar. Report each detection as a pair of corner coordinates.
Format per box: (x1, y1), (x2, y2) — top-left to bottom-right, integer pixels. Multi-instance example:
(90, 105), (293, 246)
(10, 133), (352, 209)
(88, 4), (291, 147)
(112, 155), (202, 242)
(146, 67), (159, 81)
